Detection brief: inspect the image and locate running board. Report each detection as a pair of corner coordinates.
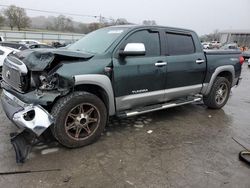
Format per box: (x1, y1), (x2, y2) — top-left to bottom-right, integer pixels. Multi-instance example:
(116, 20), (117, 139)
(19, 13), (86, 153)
(117, 97), (202, 117)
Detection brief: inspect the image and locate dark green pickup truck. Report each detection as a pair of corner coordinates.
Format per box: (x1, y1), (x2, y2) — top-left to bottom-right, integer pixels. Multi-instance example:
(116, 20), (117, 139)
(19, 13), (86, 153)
(1, 25), (244, 162)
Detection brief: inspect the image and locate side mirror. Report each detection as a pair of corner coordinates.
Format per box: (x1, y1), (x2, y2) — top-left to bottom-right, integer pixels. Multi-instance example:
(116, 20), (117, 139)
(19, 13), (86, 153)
(119, 43), (146, 56)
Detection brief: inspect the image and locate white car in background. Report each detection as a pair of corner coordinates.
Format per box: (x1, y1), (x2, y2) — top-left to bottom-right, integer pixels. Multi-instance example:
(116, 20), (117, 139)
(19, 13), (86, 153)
(0, 46), (20, 79)
(19, 39), (41, 45)
(211, 41), (221, 49)
(202, 42), (211, 49)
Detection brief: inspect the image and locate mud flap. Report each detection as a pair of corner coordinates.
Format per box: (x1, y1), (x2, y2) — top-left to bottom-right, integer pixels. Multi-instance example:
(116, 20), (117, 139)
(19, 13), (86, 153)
(10, 131), (36, 163)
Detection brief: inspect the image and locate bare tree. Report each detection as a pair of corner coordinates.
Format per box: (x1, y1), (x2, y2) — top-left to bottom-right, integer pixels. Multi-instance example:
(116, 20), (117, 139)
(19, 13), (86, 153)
(3, 5), (16, 30)
(142, 20), (157, 25)
(0, 14), (5, 28)
(15, 7), (30, 30)
(54, 15), (65, 31)
(212, 29), (220, 41)
(3, 5), (30, 30)
(64, 17), (74, 32)
(200, 29), (220, 42)
(54, 15), (74, 32)
(78, 23), (90, 34)
(88, 22), (101, 32)
(115, 18), (128, 25)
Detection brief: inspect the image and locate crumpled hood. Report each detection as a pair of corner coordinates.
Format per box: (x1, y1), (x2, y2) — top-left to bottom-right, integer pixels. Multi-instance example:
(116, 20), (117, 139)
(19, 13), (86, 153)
(11, 48), (94, 71)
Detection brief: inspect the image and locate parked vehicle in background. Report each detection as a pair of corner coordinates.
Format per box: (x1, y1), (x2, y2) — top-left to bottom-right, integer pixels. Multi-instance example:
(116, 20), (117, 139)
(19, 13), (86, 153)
(211, 41), (221, 49)
(0, 46), (20, 79)
(202, 42), (211, 49)
(0, 42), (29, 51)
(248, 58), (250, 67)
(220, 43), (240, 50)
(0, 36), (4, 42)
(51, 41), (67, 48)
(27, 44), (54, 49)
(243, 50), (250, 60)
(0, 25), (243, 163)
(19, 40), (41, 45)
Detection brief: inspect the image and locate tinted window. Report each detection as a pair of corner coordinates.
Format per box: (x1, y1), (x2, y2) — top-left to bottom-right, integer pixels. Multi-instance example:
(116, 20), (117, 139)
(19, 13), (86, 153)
(166, 33), (195, 55)
(124, 30), (160, 56)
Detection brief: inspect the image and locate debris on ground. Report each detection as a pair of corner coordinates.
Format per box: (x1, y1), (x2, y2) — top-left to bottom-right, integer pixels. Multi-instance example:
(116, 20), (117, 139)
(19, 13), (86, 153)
(106, 132), (112, 137)
(134, 124), (144, 128)
(0, 169), (61, 175)
(239, 151), (250, 165)
(126, 180), (134, 185)
(41, 148), (59, 155)
(147, 130), (153, 134)
(63, 175), (71, 183)
(183, 141), (193, 144)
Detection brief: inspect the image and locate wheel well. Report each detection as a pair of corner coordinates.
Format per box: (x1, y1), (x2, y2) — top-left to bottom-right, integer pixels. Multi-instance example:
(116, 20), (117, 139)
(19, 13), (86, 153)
(217, 71), (233, 84)
(74, 84), (109, 110)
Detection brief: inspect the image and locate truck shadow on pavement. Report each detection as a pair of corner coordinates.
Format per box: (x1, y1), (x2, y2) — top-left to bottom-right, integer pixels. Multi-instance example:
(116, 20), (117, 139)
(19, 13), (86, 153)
(30, 102), (230, 162)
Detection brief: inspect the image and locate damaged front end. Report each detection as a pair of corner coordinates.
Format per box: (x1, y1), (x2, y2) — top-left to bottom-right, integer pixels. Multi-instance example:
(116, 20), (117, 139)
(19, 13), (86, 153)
(1, 90), (54, 163)
(1, 49), (93, 163)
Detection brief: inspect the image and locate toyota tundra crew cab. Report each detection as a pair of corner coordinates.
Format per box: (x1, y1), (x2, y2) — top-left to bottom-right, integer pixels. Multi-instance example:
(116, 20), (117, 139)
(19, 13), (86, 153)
(0, 25), (243, 162)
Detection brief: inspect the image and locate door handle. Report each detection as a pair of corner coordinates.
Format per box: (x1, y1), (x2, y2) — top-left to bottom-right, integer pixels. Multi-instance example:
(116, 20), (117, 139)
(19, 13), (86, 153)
(196, 59), (205, 64)
(155, 62), (167, 67)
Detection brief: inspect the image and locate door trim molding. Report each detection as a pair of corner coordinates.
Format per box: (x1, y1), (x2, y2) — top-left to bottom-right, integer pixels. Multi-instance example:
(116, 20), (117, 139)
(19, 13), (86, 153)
(116, 84), (202, 111)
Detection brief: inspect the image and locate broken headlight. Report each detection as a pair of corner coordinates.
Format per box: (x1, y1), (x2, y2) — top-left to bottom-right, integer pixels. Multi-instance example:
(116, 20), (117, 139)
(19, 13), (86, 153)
(39, 74), (58, 90)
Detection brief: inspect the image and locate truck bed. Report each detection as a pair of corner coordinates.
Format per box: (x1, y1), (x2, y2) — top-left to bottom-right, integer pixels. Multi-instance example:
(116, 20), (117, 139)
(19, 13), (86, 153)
(204, 49), (242, 55)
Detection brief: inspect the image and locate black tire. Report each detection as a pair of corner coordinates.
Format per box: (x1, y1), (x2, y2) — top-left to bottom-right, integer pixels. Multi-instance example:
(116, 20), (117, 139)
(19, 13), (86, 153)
(51, 91), (107, 148)
(203, 77), (231, 109)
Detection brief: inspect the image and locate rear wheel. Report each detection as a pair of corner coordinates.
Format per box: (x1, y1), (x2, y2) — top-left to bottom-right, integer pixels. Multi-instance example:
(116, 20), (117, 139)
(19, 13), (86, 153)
(51, 91), (107, 148)
(203, 77), (231, 109)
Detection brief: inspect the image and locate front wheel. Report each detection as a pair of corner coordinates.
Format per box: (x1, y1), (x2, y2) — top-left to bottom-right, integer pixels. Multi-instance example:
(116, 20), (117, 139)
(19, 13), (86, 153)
(203, 77), (231, 109)
(51, 91), (107, 148)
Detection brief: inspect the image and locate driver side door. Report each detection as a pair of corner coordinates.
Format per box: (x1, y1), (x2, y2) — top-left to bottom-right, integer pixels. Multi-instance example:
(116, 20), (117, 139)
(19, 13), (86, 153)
(112, 29), (167, 111)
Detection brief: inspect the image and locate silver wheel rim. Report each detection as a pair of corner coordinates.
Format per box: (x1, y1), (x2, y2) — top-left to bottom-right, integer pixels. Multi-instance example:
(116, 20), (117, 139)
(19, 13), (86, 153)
(64, 103), (100, 141)
(215, 83), (228, 105)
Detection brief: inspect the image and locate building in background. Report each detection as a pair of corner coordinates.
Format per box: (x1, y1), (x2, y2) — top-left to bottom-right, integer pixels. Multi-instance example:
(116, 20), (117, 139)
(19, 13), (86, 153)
(219, 30), (250, 48)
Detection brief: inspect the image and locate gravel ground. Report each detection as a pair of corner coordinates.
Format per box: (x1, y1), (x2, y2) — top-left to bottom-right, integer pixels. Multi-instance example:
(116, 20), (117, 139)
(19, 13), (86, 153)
(0, 63), (249, 188)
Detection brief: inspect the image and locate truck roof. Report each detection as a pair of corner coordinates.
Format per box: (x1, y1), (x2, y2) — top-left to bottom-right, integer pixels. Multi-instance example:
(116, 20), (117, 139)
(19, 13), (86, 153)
(109, 24), (195, 33)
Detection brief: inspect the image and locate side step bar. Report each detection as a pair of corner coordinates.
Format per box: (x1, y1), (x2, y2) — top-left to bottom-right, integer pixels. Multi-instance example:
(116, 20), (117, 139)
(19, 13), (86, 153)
(118, 97), (202, 117)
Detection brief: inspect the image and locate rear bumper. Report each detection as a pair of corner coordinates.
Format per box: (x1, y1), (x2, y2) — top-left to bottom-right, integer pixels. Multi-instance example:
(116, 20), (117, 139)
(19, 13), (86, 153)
(1, 89), (54, 136)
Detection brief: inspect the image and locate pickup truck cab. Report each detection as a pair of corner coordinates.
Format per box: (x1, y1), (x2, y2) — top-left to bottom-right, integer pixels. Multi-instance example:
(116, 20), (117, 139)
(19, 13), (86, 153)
(0, 25), (243, 161)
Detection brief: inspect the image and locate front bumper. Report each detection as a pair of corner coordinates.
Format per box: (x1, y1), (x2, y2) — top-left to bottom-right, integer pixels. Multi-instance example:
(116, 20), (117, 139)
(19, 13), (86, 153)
(1, 89), (54, 136)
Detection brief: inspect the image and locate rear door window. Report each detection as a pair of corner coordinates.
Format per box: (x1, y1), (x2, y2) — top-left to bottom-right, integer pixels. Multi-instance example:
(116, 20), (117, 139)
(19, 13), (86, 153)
(166, 32), (195, 55)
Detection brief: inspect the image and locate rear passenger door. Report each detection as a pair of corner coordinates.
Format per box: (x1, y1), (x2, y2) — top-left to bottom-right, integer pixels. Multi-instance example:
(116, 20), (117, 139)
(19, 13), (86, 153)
(164, 31), (206, 100)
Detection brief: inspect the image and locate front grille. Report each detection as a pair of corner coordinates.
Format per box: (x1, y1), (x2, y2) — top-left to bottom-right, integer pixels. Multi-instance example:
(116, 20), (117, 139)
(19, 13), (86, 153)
(2, 56), (29, 92)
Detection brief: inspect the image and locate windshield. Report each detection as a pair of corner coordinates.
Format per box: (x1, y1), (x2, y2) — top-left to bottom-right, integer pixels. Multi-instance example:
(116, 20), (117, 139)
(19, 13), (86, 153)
(69, 27), (128, 54)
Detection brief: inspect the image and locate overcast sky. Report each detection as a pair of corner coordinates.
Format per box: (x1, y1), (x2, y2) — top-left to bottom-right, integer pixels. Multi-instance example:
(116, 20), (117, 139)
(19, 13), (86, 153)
(1, 0), (250, 35)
